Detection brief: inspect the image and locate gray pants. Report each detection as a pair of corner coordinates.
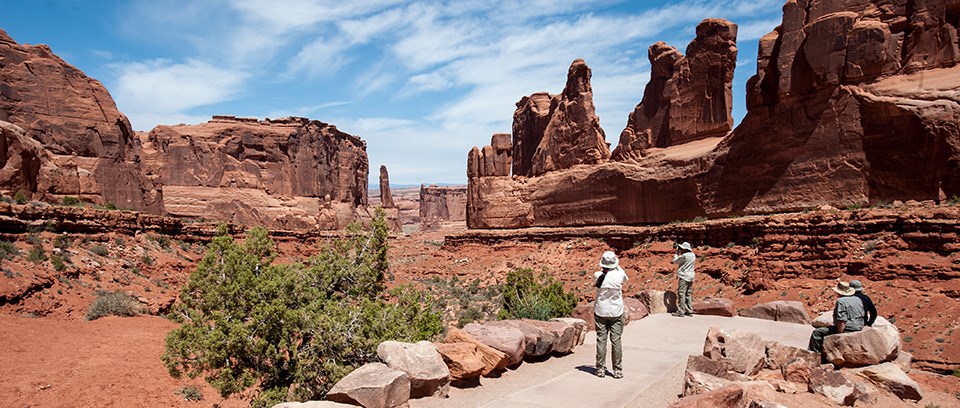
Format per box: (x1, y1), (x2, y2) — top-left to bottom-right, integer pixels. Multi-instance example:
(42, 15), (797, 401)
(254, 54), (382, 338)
(678, 279), (694, 315)
(595, 314), (624, 372)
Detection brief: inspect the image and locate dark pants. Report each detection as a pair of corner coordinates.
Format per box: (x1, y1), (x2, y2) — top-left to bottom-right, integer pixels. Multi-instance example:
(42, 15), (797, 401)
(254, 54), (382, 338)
(595, 314), (624, 372)
(677, 279), (694, 315)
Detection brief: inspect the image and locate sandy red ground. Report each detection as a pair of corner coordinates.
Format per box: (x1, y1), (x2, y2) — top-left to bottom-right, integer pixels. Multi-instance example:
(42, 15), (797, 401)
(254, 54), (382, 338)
(1, 219), (959, 406)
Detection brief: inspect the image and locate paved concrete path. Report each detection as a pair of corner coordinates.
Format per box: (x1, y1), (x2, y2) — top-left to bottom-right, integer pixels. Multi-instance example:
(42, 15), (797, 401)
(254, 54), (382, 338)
(412, 314), (813, 408)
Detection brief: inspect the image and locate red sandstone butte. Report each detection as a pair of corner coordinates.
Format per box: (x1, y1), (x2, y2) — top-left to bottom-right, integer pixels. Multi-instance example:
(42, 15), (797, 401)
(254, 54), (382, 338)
(467, 6), (960, 228)
(139, 116), (370, 230)
(0, 29), (163, 212)
(613, 19), (738, 160)
(419, 184), (467, 230)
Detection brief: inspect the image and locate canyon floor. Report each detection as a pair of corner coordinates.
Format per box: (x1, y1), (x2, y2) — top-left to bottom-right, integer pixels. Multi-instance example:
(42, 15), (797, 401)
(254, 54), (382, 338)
(1, 203), (960, 406)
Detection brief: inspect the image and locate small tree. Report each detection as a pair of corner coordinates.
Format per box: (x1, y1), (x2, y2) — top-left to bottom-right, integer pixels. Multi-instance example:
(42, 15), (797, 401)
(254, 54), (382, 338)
(499, 268), (578, 321)
(163, 209), (441, 407)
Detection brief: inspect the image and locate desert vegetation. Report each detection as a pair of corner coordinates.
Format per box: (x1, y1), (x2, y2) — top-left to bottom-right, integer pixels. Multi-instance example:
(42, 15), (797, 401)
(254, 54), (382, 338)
(162, 210), (443, 407)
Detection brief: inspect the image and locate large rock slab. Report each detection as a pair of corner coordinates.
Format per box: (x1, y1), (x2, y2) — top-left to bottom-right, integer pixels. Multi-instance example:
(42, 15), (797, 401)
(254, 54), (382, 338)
(326, 362), (410, 408)
(685, 355), (749, 382)
(765, 341), (819, 370)
(522, 319), (578, 354)
(692, 297), (734, 317)
(854, 362), (923, 401)
(550, 317), (588, 350)
(811, 311), (833, 328)
(823, 317), (900, 367)
(433, 342), (485, 381)
(487, 319), (556, 358)
(739, 301), (811, 325)
(462, 323), (525, 366)
(637, 289), (678, 314)
(443, 328), (509, 376)
(376, 340), (449, 398)
(573, 298), (648, 330)
(808, 366), (857, 406)
(703, 326), (766, 376)
(273, 402), (354, 408)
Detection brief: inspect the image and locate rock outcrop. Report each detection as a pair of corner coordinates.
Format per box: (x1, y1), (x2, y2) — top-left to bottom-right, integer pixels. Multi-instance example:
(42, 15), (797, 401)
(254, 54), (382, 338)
(378, 165), (395, 208)
(419, 185), (466, 230)
(0, 29), (163, 212)
(139, 116), (369, 230)
(613, 19), (738, 160)
(739, 301), (812, 325)
(325, 362), (410, 408)
(466, 3), (960, 228)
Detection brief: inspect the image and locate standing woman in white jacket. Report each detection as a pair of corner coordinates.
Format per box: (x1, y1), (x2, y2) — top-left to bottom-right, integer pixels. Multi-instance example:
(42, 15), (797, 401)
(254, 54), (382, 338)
(594, 251), (628, 379)
(672, 242), (696, 317)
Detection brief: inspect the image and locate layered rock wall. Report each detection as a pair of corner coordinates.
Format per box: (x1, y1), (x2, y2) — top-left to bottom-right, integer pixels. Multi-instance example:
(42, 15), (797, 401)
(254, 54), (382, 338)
(613, 19), (738, 161)
(420, 185), (467, 229)
(468, 6), (960, 229)
(0, 29), (163, 212)
(140, 116), (370, 230)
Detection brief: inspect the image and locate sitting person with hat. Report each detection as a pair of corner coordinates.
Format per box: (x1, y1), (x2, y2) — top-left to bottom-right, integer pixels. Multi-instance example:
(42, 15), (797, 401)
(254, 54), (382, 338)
(808, 281), (866, 356)
(850, 279), (877, 326)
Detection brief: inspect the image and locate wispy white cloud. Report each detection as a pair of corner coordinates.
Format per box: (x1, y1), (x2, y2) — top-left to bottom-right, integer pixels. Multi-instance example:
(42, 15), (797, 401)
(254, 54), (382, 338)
(109, 59), (248, 130)
(737, 18), (781, 41)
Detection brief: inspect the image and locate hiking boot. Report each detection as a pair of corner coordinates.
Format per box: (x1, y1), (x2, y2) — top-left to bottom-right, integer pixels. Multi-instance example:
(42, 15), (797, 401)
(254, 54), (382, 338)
(671, 312), (684, 317)
(684, 313), (694, 317)
(595, 367), (605, 378)
(612, 370), (623, 379)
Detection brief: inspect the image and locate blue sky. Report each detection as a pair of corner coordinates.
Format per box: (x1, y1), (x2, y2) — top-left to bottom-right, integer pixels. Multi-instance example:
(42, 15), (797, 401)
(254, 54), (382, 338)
(2, 0), (784, 187)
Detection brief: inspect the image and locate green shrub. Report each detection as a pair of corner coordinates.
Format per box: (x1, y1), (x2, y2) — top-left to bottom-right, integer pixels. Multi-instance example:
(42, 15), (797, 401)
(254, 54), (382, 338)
(86, 290), (140, 320)
(148, 234), (171, 250)
(163, 209), (441, 407)
(0, 240), (18, 260)
(25, 234), (41, 246)
(13, 190), (28, 204)
(175, 386), (203, 401)
(105, 202), (118, 210)
(53, 234), (72, 250)
(141, 254), (154, 266)
(60, 196), (81, 206)
(27, 244), (47, 264)
(498, 268), (578, 321)
(51, 253), (67, 272)
(90, 245), (109, 257)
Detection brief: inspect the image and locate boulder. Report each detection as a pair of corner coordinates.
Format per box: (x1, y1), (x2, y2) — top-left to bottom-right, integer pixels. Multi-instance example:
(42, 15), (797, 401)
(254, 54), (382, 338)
(443, 328), (509, 376)
(549, 317), (588, 350)
(685, 355), (750, 382)
(272, 402), (354, 408)
(808, 366), (857, 406)
(574, 298), (649, 330)
(522, 319), (578, 354)
(376, 341), (449, 398)
(326, 362), (410, 408)
(692, 297), (735, 317)
(739, 301), (811, 325)
(781, 357), (816, 385)
(765, 342), (819, 370)
(811, 311), (833, 328)
(703, 326), (766, 375)
(823, 317), (900, 367)
(893, 351), (912, 373)
(637, 290), (677, 314)
(670, 384), (747, 408)
(487, 319), (556, 358)
(433, 342), (485, 381)
(748, 402), (787, 408)
(854, 362), (923, 401)
(463, 323), (526, 366)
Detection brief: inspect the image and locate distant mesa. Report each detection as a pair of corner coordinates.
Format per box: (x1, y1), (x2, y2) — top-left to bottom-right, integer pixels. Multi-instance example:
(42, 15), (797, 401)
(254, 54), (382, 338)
(466, 6), (960, 229)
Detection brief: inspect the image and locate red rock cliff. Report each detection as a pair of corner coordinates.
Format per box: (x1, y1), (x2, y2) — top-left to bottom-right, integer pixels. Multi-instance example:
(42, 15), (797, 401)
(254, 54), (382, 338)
(613, 19), (738, 160)
(0, 29), (163, 212)
(139, 115), (369, 230)
(467, 6), (960, 228)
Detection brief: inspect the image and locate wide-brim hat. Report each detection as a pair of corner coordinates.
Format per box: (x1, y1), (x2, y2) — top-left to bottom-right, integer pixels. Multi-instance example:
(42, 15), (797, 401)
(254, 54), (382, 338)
(599, 251), (619, 269)
(679, 242), (692, 251)
(832, 281), (855, 296)
(849, 280), (864, 292)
